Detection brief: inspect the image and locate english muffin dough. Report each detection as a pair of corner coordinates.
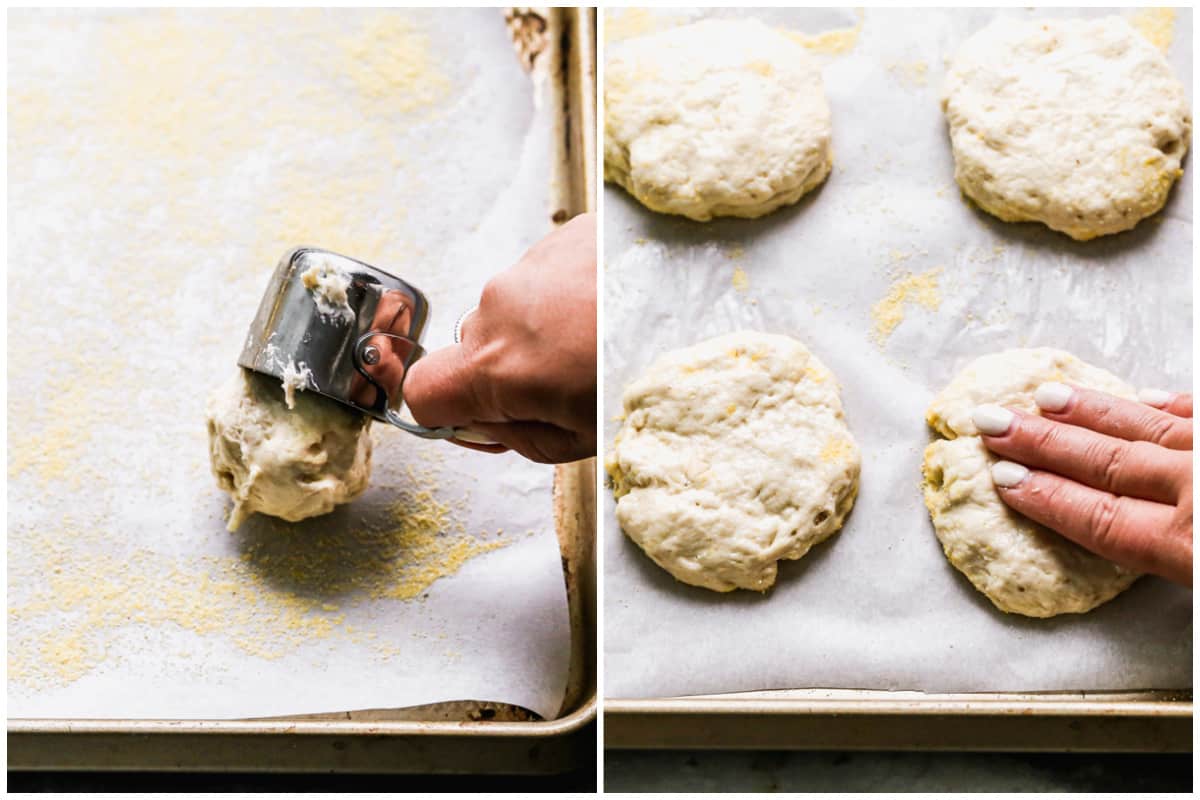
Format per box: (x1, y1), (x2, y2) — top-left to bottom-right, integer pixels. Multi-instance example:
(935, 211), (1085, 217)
(923, 348), (1140, 617)
(207, 369), (372, 531)
(300, 255), (354, 324)
(604, 18), (833, 221)
(942, 16), (1190, 240)
(607, 332), (860, 592)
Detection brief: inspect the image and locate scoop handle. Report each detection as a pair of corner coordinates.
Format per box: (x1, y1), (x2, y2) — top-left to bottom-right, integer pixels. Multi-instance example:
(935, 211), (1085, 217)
(383, 409), (457, 439)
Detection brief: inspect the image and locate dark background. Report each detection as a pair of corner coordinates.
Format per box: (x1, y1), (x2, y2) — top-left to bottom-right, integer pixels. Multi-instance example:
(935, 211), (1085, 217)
(604, 751), (1193, 793)
(11, 749), (1193, 792)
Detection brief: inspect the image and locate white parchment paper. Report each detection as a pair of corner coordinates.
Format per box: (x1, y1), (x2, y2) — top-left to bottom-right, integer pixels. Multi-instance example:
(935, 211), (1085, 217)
(604, 7), (1192, 699)
(9, 9), (570, 720)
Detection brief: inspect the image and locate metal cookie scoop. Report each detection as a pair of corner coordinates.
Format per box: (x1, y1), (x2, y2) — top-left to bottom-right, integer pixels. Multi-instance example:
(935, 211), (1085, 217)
(239, 247), (456, 439)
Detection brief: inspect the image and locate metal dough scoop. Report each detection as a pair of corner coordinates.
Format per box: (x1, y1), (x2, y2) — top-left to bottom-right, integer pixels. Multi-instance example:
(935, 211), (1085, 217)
(239, 247), (463, 440)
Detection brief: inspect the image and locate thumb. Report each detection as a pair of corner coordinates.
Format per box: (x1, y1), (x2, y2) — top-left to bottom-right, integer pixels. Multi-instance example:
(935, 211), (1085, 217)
(404, 344), (492, 428)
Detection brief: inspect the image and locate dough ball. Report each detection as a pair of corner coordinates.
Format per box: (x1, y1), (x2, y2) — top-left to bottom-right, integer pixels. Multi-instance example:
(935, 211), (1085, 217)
(207, 369), (372, 531)
(607, 332), (860, 592)
(941, 16), (1190, 240)
(604, 18), (833, 221)
(923, 348), (1140, 617)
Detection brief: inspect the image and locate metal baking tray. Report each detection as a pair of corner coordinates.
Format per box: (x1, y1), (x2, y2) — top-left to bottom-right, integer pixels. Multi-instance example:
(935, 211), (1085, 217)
(606, 689), (1191, 752)
(600, 6), (1190, 754)
(8, 7), (596, 774)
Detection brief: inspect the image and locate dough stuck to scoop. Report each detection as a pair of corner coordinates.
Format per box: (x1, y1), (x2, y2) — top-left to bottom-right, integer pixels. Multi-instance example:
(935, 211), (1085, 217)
(206, 368), (372, 531)
(604, 18), (833, 221)
(300, 255), (354, 324)
(607, 331), (860, 592)
(923, 348), (1141, 617)
(941, 16), (1190, 240)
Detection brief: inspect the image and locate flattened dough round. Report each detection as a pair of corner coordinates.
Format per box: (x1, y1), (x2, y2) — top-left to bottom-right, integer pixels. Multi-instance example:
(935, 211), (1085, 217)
(207, 369), (372, 531)
(942, 16), (1191, 240)
(923, 348), (1140, 617)
(604, 18), (833, 221)
(606, 332), (860, 592)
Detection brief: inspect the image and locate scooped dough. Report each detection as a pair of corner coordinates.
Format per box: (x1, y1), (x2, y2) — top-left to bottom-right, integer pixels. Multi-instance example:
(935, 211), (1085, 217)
(279, 358), (314, 410)
(300, 255), (354, 324)
(607, 331), (860, 592)
(923, 348), (1140, 617)
(941, 16), (1190, 240)
(604, 18), (833, 221)
(207, 368), (371, 531)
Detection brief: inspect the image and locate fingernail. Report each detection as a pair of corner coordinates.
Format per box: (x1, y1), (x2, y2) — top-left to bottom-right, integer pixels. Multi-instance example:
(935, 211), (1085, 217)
(1138, 388), (1172, 408)
(1034, 381), (1073, 412)
(972, 404), (1014, 436)
(453, 427), (498, 445)
(991, 460), (1029, 488)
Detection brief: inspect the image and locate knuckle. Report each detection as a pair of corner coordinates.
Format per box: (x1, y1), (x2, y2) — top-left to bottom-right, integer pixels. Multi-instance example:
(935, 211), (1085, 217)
(1088, 399), (1116, 429)
(1091, 441), (1126, 490)
(1141, 411), (1181, 447)
(1040, 478), (1071, 512)
(1029, 419), (1061, 453)
(1086, 494), (1123, 551)
(477, 274), (511, 313)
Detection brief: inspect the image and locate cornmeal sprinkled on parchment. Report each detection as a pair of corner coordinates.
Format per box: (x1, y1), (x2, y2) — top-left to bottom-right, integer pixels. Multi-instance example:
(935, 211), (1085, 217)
(9, 452), (515, 688)
(870, 267), (944, 346)
(784, 9), (865, 56)
(7, 9), (524, 694)
(732, 267), (750, 292)
(1130, 8), (1176, 53)
(604, 8), (685, 43)
(888, 59), (928, 88)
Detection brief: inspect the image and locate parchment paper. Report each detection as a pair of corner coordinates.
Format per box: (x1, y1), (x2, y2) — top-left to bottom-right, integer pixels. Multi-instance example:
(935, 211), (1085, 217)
(9, 9), (570, 720)
(603, 7), (1192, 699)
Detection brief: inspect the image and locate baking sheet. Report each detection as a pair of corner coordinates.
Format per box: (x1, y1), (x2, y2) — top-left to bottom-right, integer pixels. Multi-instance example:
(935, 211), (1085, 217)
(8, 8), (570, 720)
(603, 7), (1193, 699)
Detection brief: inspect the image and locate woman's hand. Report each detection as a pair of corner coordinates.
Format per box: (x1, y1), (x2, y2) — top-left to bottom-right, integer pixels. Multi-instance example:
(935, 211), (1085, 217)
(972, 384), (1192, 586)
(404, 213), (597, 464)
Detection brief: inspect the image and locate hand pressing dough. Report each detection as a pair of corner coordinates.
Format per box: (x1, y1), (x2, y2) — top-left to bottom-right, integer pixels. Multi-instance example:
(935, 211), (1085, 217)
(923, 348), (1140, 617)
(607, 332), (860, 592)
(942, 16), (1190, 240)
(604, 18), (833, 221)
(207, 369), (372, 531)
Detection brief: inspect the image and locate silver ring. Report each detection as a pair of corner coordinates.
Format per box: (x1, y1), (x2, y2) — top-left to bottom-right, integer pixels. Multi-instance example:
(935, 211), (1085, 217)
(454, 305), (478, 344)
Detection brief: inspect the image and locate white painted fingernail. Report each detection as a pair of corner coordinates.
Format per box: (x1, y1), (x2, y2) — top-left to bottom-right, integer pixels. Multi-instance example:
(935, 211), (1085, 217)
(1034, 381), (1073, 412)
(972, 404), (1014, 436)
(1138, 388), (1172, 408)
(991, 460), (1029, 488)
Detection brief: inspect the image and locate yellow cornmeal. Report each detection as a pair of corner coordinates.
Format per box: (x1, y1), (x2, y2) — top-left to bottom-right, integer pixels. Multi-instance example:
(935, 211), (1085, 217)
(10, 10), (450, 294)
(606, 9), (865, 57)
(7, 10), (522, 694)
(8, 465), (515, 688)
(604, 8), (685, 43)
(820, 437), (855, 464)
(731, 267), (750, 292)
(888, 59), (929, 88)
(871, 267), (944, 345)
(784, 9), (865, 56)
(1130, 7), (1176, 53)
(335, 15), (451, 106)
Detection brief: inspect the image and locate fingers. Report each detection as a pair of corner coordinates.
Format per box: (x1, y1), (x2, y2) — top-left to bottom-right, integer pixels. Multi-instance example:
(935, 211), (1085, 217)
(466, 420), (595, 464)
(974, 405), (1188, 504)
(1139, 389), (1193, 419)
(1032, 383), (1192, 450)
(403, 344), (492, 428)
(990, 464), (1191, 585)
